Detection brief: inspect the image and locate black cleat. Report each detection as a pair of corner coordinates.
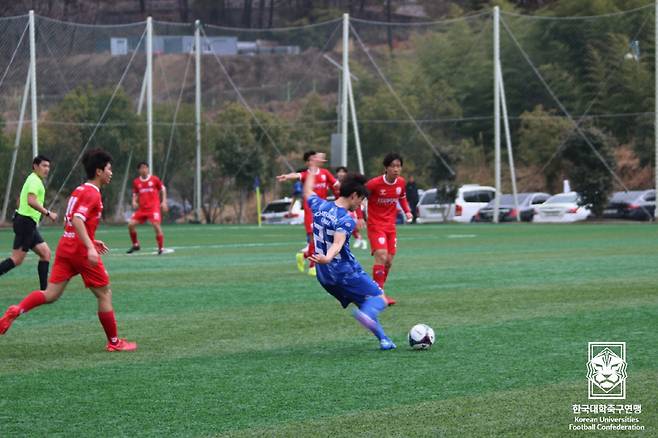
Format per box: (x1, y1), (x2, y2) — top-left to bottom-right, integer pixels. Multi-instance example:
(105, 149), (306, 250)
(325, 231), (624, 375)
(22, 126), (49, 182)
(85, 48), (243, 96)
(157, 248), (163, 255)
(126, 245), (141, 254)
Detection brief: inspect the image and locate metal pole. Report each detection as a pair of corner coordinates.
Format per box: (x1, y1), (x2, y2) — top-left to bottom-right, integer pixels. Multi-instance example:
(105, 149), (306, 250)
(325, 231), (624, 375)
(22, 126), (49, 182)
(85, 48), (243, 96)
(498, 61), (520, 222)
(146, 17), (154, 171)
(195, 20), (202, 222)
(137, 69), (147, 114)
(341, 13), (349, 167)
(29, 10), (38, 157)
(1, 69), (31, 222)
(493, 6), (501, 223)
(347, 75), (364, 174)
(655, 0), (657, 220)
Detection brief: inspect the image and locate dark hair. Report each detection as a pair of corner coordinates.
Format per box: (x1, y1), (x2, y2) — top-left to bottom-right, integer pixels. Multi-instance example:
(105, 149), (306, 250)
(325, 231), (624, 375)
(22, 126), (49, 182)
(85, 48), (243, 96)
(383, 152), (403, 168)
(335, 166), (348, 174)
(82, 148), (113, 179)
(137, 161), (149, 169)
(303, 151), (317, 162)
(32, 154), (51, 166)
(339, 173), (369, 198)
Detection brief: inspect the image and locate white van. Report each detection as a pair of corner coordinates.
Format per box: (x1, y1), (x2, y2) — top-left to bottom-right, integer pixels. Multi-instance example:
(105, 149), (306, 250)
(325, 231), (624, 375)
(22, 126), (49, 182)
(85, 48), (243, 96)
(417, 185), (496, 223)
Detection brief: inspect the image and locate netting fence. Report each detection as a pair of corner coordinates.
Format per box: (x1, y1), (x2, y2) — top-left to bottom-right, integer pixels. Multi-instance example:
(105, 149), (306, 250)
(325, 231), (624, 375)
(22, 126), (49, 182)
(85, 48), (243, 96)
(0, 4), (655, 224)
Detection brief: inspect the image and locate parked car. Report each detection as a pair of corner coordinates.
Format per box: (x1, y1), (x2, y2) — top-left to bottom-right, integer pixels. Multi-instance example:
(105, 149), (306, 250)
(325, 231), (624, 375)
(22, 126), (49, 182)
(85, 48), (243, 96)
(533, 192), (591, 223)
(416, 184), (496, 223)
(474, 192), (551, 222)
(603, 190), (655, 221)
(261, 197), (304, 225)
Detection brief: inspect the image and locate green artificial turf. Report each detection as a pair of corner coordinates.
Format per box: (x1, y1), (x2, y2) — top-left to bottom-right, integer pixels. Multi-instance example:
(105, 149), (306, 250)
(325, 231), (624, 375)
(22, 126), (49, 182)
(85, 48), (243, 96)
(0, 223), (656, 436)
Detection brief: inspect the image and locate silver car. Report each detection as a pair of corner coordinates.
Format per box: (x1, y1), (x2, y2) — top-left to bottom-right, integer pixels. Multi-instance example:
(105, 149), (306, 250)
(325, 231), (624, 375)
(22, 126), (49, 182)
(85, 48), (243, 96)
(261, 198), (305, 225)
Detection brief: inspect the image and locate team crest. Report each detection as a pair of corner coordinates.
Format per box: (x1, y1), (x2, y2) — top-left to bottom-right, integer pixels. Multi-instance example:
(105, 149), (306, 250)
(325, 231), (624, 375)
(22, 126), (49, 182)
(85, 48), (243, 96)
(587, 342), (627, 399)
(396, 187), (402, 195)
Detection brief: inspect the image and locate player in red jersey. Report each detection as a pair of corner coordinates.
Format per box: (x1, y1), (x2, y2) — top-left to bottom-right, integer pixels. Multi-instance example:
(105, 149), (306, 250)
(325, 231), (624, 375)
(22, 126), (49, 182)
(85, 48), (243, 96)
(366, 153), (412, 304)
(0, 149), (137, 351)
(126, 162), (168, 255)
(336, 166), (367, 250)
(277, 151), (339, 276)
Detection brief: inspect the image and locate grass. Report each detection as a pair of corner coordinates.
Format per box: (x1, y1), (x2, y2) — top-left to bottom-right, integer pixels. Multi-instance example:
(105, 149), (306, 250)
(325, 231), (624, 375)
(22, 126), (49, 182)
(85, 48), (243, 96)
(0, 223), (656, 436)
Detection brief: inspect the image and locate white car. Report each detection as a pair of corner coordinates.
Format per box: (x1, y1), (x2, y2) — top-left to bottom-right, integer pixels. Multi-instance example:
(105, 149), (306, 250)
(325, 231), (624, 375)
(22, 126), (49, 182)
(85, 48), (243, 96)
(533, 192), (591, 223)
(261, 197), (304, 225)
(416, 185), (496, 223)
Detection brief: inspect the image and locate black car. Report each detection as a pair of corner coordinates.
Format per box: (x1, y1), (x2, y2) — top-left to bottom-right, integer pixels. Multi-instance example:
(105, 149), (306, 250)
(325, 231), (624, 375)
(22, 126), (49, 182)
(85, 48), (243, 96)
(474, 192), (551, 222)
(603, 190), (655, 221)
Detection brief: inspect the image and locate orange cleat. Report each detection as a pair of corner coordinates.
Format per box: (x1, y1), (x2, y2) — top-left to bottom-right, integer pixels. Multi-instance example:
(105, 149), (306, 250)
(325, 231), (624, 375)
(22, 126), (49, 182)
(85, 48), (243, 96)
(106, 338), (138, 352)
(0, 305), (20, 335)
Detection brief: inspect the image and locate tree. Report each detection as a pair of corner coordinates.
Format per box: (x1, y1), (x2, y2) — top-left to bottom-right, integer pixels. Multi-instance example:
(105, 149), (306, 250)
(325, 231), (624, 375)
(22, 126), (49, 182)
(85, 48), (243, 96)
(561, 126), (615, 217)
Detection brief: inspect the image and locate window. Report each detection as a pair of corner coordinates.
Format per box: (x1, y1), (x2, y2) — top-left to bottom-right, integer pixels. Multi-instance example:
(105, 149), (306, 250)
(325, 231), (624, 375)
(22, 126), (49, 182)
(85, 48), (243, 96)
(477, 190), (495, 202)
(463, 191), (479, 203)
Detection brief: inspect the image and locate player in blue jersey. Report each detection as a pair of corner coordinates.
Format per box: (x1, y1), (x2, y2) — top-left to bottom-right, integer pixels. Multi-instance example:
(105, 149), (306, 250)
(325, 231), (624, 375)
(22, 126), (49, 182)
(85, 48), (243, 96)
(304, 153), (396, 350)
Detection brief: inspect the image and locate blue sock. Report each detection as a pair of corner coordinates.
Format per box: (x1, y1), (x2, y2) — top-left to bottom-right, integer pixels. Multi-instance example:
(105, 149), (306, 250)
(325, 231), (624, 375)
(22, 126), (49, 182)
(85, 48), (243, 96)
(358, 296), (388, 340)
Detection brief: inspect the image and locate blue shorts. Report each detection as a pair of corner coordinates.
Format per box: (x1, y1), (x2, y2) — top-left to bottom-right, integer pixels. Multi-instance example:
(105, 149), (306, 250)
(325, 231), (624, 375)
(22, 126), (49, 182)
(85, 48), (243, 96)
(320, 272), (383, 309)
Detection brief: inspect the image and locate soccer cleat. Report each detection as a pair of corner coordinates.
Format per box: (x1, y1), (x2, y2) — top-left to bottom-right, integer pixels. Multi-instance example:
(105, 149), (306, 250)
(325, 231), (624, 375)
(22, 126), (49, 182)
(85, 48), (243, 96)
(157, 248), (163, 255)
(106, 338), (138, 352)
(308, 266), (316, 276)
(361, 240), (368, 250)
(380, 338), (397, 351)
(383, 294), (397, 306)
(126, 245), (141, 254)
(296, 252), (305, 273)
(0, 305), (20, 335)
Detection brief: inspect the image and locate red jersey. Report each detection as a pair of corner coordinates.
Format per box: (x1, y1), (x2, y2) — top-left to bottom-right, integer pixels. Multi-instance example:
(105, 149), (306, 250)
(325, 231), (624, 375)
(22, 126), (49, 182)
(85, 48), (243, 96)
(298, 168), (337, 200)
(133, 175), (163, 212)
(366, 175), (410, 231)
(58, 182), (103, 256)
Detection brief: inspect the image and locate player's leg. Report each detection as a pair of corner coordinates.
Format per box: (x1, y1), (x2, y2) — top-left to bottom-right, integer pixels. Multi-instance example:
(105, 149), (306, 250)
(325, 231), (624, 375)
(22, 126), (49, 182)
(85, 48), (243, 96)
(151, 219), (164, 254)
(32, 238), (51, 290)
(0, 216), (34, 277)
(83, 260), (136, 351)
(306, 236), (316, 276)
(296, 234), (310, 273)
(0, 248), (27, 277)
(349, 275), (396, 350)
(127, 217), (140, 253)
(0, 280), (68, 334)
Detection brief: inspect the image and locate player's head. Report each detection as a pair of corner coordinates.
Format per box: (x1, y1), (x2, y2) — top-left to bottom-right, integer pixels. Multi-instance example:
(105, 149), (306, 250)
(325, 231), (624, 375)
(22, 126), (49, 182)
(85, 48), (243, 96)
(303, 151), (316, 164)
(83, 148), (113, 185)
(335, 166), (348, 181)
(339, 173), (369, 211)
(383, 152), (403, 179)
(32, 154), (51, 178)
(137, 161), (149, 177)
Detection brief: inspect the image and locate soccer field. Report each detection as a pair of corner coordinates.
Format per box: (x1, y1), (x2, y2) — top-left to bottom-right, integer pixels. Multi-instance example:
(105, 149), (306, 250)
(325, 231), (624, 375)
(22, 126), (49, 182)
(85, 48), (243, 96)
(0, 223), (656, 436)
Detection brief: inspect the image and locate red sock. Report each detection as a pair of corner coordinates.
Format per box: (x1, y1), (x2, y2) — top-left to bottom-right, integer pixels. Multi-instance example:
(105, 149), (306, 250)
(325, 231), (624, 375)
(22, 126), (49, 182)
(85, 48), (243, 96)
(384, 265), (390, 283)
(18, 290), (46, 314)
(373, 264), (386, 289)
(156, 234), (164, 250)
(98, 310), (118, 344)
(129, 230), (138, 246)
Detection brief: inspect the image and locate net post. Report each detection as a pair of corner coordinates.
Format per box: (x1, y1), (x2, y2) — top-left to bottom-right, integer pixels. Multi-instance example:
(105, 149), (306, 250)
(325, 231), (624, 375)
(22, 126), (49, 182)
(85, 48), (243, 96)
(29, 10), (38, 157)
(146, 16), (154, 171)
(195, 20), (203, 222)
(341, 13), (349, 167)
(493, 6), (501, 223)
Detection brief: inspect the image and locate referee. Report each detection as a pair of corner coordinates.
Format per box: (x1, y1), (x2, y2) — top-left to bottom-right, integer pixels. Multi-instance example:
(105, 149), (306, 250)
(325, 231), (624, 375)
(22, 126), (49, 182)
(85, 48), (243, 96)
(0, 155), (58, 289)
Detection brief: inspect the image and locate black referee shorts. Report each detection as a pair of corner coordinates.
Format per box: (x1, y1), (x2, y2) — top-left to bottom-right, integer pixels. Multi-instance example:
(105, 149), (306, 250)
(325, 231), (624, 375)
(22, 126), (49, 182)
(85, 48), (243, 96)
(12, 213), (44, 252)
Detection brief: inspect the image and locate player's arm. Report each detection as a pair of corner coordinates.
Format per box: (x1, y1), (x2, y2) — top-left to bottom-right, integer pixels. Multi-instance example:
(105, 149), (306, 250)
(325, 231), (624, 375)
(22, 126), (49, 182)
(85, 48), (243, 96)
(131, 192), (138, 210)
(71, 216), (99, 266)
(309, 231), (347, 264)
(27, 193), (58, 221)
(160, 182), (168, 212)
(399, 193), (412, 222)
(276, 171), (301, 182)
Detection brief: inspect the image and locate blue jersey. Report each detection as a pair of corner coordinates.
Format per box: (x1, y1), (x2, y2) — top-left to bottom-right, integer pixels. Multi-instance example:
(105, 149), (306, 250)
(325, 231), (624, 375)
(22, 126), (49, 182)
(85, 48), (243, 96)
(307, 194), (363, 285)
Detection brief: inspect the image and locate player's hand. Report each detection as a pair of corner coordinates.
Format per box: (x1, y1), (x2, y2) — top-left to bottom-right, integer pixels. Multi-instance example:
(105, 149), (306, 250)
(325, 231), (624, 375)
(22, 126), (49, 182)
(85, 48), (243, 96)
(161, 201), (169, 212)
(132, 201), (138, 210)
(48, 211), (58, 222)
(405, 212), (413, 223)
(309, 253), (332, 265)
(276, 174), (289, 182)
(87, 247), (99, 266)
(94, 240), (109, 255)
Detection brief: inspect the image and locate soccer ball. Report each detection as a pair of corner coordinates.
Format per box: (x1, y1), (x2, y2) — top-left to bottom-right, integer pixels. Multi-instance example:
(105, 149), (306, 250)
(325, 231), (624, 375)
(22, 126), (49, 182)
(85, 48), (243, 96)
(408, 324), (435, 350)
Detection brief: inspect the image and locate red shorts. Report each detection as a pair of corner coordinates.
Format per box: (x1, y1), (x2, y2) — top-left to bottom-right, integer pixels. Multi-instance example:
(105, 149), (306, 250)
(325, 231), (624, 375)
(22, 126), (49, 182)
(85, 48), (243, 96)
(50, 251), (110, 288)
(367, 227), (397, 255)
(131, 209), (161, 224)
